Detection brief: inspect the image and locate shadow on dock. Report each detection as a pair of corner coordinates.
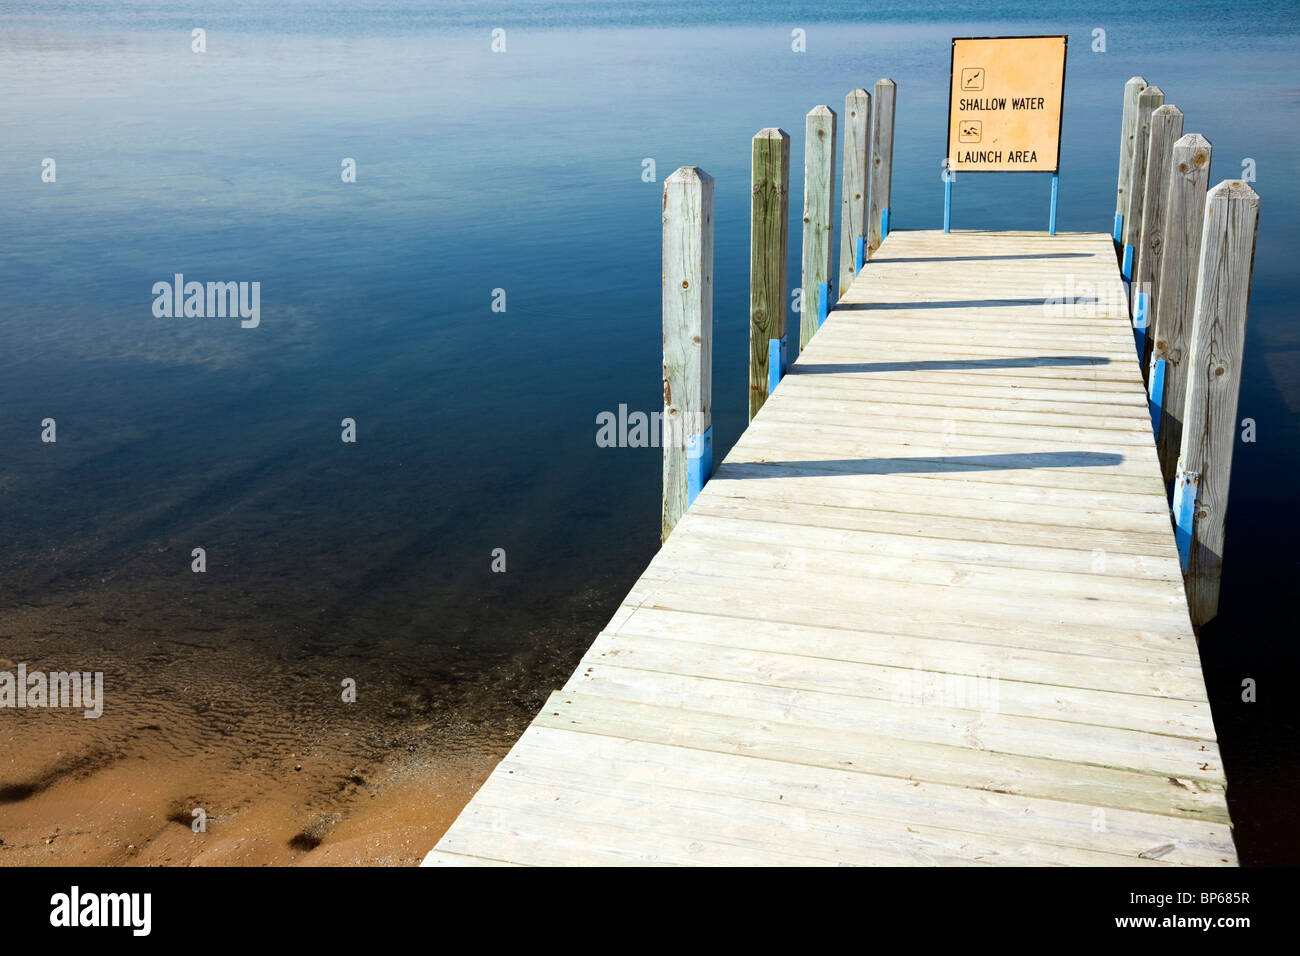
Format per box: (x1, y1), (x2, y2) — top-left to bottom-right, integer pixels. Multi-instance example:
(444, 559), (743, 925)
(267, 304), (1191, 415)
(880, 252), (1096, 264)
(719, 451), (1125, 476)
(834, 297), (1099, 310)
(790, 355), (1111, 374)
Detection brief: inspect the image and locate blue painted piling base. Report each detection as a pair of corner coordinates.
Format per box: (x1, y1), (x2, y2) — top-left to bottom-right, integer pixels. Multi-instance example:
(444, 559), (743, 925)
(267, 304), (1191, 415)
(1172, 470), (1199, 573)
(686, 426), (713, 506)
(1148, 357), (1166, 438)
(881, 208), (890, 241)
(1113, 211), (1124, 245)
(1133, 290), (1148, 358)
(817, 281), (831, 327)
(1121, 244), (1134, 282)
(855, 236), (865, 273)
(767, 335), (787, 395)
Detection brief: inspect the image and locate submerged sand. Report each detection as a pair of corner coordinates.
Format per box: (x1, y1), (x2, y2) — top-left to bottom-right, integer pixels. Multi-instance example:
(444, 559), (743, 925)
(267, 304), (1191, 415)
(0, 576), (612, 865)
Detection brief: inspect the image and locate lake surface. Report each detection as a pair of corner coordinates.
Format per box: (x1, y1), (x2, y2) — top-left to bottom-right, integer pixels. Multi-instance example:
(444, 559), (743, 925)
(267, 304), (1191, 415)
(1, 0), (1296, 863)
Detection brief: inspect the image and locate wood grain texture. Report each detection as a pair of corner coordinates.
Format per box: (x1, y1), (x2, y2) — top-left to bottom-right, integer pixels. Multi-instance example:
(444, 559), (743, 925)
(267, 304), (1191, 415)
(661, 166), (713, 540)
(427, 230), (1234, 868)
(1135, 104), (1184, 371)
(800, 105), (837, 350)
(1115, 76), (1148, 222)
(839, 88), (871, 296)
(1153, 134), (1213, 480)
(750, 129), (790, 420)
(1177, 180), (1260, 626)
(867, 78), (896, 255)
(1124, 86), (1165, 265)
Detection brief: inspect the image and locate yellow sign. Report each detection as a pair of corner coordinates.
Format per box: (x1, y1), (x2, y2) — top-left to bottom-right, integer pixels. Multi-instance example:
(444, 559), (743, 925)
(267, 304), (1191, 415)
(947, 35), (1066, 173)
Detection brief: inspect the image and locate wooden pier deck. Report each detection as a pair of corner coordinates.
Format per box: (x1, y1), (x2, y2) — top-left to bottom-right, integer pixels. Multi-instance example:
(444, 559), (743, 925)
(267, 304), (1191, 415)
(424, 229), (1235, 866)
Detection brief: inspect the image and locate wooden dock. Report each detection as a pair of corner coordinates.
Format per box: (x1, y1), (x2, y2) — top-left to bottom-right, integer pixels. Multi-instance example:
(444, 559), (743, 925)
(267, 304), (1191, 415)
(424, 228), (1236, 866)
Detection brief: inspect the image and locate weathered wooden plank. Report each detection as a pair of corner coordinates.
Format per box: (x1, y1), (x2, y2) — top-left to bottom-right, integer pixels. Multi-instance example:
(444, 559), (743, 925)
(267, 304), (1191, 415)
(629, 561), (1196, 650)
(709, 459), (1178, 523)
(1115, 76), (1148, 243)
(777, 373), (1150, 408)
(1152, 134), (1213, 481)
(441, 795), (831, 866)
(867, 78), (896, 255)
(800, 105), (837, 349)
(676, 507), (1182, 581)
(649, 532), (1191, 624)
(620, 576), (1200, 670)
(1177, 180), (1260, 625)
(473, 747), (1170, 866)
(727, 439), (1166, 499)
(661, 166), (714, 540)
(601, 605), (1211, 699)
(757, 404), (1159, 448)
(660, 531), (1183, 616)
(1134, 104), (1184, 372)
(582, 613), (1206, 733)
(703, 468), (1180, 538)
(803, 335), (1146, 367)
(536, 694), (1230, 823)
(757, 390), (1155, 434)
(749, 128), (790, 419)
(506, 728), (1235, 865)
(821, 318), (1137, 345)
(734, 423), (1164, 480)
(838, 87), (871, 297)
(769, 380), (1156, 423)
(797, 333), (1141, 367)
(572, 639), (1219, 772)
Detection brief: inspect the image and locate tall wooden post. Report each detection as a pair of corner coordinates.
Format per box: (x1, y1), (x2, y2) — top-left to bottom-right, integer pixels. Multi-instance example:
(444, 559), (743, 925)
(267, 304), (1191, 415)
(838, 88), (871, 299)
(867, 78), (896, 256)
(1151, 133), (1213, 480)
(1174, 180), (1259, 626)
(749, 128), (790, 420)
(800, 105), (837, 350)
(1133, 103), (1184, 372)
(662, 166), (714, 541)
(1122, 85), (1164, 284)
(1114, 76), (1148, 248)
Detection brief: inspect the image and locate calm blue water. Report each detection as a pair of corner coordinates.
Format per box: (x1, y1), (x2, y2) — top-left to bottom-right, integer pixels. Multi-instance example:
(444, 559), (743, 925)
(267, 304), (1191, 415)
(1, 1), (1296, 860)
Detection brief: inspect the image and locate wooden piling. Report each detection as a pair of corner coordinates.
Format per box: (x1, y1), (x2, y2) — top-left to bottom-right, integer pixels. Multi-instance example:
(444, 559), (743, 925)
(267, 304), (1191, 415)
(749, 128), (790, 420)
(662, 166), (714, 541)
(1133, 103), (1184, 372)
(1123, 85), (1164, 283)
(838, 88), (871, 298)
(800, 105), (837, 350)
(867, 78), (896, 256)
(1114, 76), (1147, 247)
(1151, 133), (1213, 481)
(1175, 180), (1260, 626)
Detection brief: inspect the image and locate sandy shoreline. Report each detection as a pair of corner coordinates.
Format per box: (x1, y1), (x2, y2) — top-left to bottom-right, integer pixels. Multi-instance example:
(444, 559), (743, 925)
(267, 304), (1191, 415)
(2, 723), (499, 863)
(1, 725), (501, 866)
(0, 576), (609, 866)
